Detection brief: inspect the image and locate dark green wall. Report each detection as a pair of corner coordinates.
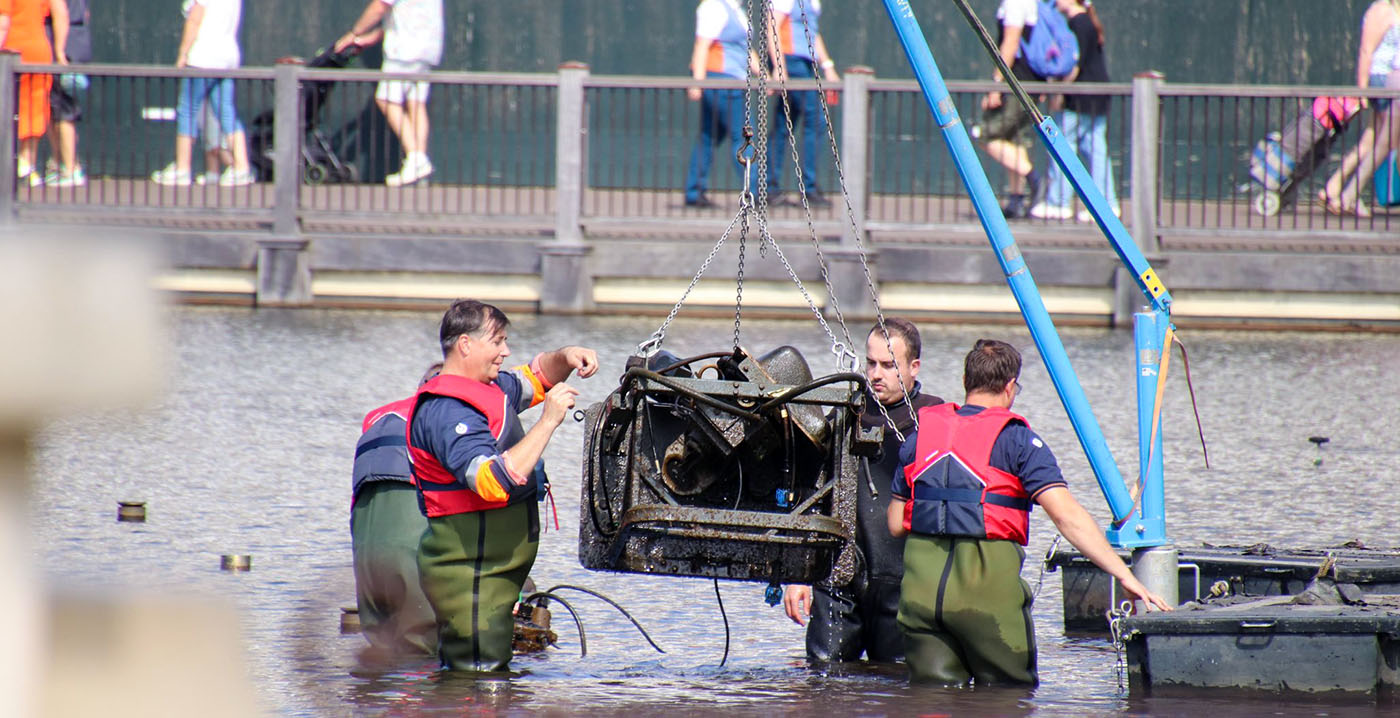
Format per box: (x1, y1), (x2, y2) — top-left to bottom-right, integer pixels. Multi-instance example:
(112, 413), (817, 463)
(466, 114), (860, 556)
(102, 1), (1367, 85)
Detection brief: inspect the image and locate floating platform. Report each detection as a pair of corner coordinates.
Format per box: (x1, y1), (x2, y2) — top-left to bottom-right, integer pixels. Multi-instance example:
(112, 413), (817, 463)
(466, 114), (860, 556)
(1120, 594), (1400, 696)
(1047, 544), (1400, 633)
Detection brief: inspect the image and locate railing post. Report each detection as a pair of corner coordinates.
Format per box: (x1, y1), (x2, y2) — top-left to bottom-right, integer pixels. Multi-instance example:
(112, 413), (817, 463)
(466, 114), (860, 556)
(271, 60), (301, 237)
(0, 52), (19, 225)
(539, 61), (594, 314)
(257, 60), (311, 306)
(1119, 71), (1165, 328)
(827, 65), (877, 320)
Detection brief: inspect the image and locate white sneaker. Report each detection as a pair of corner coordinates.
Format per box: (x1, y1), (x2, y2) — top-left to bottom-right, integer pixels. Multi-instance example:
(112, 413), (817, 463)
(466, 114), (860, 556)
(1077, 206), (1122, 223)
(218, 168), (255, 187)
(45, 167), (86, 187)
(195, 170), (221, 186)
(151, 163), (192, 186)
(386, 154), (433, 187)
(1029, 203), (1074, 220)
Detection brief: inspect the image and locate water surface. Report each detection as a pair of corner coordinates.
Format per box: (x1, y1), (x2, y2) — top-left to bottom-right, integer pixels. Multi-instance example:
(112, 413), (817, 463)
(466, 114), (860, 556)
(31, 307), (1400, 716)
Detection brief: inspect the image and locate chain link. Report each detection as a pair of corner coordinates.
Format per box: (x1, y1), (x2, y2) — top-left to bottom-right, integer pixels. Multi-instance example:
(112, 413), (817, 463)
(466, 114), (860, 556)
(734, 188), (750, 351)
(1107, 599), (1134, 693)
(636, 209), (747, 356)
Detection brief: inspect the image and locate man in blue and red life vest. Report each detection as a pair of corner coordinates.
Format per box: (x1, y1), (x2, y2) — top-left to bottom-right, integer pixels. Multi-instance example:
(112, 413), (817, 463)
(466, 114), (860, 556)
(887, 339), (1171, 685)
(408, 298), (597, 672)
(351, 361), (443, 657)
(782, 318), (944, 664)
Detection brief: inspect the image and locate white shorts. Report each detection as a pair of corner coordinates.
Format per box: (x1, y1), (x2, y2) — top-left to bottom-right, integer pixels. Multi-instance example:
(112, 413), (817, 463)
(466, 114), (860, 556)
(375, 59), (433, 105)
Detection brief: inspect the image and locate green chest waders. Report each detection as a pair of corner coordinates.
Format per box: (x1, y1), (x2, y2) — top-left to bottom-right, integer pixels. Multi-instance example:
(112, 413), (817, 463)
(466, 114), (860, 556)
(419, 500), (540, 671)
(896, 534), (1037, 685)
(351, 482), (439, 656)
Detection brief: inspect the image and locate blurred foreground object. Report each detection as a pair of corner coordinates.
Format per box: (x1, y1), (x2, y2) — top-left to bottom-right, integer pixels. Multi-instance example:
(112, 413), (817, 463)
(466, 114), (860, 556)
(0, 229), (261, 717)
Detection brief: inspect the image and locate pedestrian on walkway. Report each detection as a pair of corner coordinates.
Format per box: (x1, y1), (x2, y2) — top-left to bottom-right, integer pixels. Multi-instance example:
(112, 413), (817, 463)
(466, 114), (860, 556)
(336, 0), (443, 187)
(152, 0), (254, 187)
(683, 0), (761, 209)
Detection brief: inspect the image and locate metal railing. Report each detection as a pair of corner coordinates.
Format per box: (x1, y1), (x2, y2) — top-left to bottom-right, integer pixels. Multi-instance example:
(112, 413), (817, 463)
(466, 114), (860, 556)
(3, 56), (1395, 247)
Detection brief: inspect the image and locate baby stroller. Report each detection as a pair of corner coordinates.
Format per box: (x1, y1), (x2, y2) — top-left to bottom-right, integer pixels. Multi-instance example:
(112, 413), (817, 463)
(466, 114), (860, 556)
(1248, 96), (1362, 216)
(248, 45), (361, 184)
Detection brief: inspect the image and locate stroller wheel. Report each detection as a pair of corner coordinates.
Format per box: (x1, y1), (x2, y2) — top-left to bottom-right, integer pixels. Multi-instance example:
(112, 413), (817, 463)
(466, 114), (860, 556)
(1252, 191), (1281, 217)
(334, 164), (360, 184)
(305, 164), (329, 185)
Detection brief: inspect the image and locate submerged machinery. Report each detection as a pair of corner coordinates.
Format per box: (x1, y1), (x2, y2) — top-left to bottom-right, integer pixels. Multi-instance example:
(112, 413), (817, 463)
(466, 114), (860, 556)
(579, 345), (879, 587)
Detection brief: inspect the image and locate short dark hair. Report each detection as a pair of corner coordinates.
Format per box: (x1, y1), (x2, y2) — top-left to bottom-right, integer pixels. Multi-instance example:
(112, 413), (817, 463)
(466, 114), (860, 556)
(439, 299), (509, 357)
(419, 361), (444, 385)
(963, 339), (1021, 394)
(868, 317), (921, 363)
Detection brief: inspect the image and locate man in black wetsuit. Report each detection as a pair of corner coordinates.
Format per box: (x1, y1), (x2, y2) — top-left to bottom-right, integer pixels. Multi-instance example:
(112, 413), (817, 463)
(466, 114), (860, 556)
(782, 318), (944, 663)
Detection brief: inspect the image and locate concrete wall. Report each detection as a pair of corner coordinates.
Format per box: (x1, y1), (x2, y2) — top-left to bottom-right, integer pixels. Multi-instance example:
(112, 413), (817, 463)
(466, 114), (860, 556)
(102, 0), (1365, 85)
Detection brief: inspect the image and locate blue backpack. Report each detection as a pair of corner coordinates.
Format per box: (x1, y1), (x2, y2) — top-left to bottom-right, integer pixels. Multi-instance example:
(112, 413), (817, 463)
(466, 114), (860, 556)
(1018, 0), (1079, 79)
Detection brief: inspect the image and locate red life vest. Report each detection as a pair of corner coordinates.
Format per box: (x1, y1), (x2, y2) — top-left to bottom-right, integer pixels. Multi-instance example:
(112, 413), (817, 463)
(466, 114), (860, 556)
(363, 397), (415, 433)
(406, 373), (513, 517)
(901, 403), (1033, 545)
(352, 396), (416, 503)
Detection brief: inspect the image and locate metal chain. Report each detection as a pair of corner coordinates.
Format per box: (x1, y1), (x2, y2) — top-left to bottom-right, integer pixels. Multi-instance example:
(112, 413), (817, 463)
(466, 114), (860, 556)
(753, 212), (856, 371)
(1031, 534), (1062, 601)
(756, 0), (778, 254)
(734, 188), (750, 351)
(1107, 599), (1134, 693)
(791, 0), (916, 431)
(635, 209), (747, 356)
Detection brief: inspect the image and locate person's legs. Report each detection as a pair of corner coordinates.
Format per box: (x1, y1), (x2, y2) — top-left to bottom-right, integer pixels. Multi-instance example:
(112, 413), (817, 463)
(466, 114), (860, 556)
(805, 584), (865, 662)
(685, 86), (723, 203)
(859, 577), (906, 664)
(939, 538), (1037, 685)
(16, 73), (52, 178)
(351, 482), (438, 656)
(419, 501), (539, 671)
(980, 101), (1034, 214)
(797, 87), (823, 196)
(164, 77), (206, 180)
(898, 535), (973, 684)
(899, 535), (1037, 685)
(1086, 112), (1119, 211)
(722, 88), (759, 195)
(404, 79), (431, 156)
(768, 94), (794, 195)
(207, 79), (250, 179)
(46, 83), (83, 182)
(1042, 110), (1075, 210)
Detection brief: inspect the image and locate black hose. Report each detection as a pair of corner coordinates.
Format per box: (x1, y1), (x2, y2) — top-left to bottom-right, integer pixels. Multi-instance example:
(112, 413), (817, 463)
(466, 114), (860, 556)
(650, 351), (734, 376)
(621, 368), (763, 422)
(714, 578), (730, 668)
(543, 584), (666, 654)
(755, 372), (867, 414)
(523, 592), (586, 657)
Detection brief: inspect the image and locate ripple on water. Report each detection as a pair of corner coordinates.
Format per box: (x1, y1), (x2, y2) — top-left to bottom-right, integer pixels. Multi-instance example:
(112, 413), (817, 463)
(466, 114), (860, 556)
(29, 307), (1400, 717)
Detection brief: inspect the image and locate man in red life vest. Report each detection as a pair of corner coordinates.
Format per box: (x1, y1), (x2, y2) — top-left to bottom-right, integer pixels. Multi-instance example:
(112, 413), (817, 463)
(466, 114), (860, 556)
(407, 299), (598, 671)
(887, 338), (1171, 684)
(351, 361), (443, 657)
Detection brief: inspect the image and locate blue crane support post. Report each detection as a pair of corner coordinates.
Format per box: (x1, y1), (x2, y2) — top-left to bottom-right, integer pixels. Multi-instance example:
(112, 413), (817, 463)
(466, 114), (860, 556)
(877, 0), (1172, 551)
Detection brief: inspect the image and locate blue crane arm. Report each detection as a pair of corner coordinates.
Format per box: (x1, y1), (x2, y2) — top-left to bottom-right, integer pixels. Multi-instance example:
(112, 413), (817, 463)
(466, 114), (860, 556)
(877, 0), (1136, 522)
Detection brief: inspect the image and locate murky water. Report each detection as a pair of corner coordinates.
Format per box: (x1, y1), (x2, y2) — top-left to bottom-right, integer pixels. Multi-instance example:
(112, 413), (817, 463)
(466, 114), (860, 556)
(30, 306), (1400, 716)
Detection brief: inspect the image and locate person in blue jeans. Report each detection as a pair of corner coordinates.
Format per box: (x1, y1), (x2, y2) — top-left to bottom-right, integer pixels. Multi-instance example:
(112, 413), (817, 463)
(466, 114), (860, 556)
(152, 0), (252, 186)
(766, 0), (838, 206)
(1031, 0), (1118, 222)
(684, 0), (760, 208)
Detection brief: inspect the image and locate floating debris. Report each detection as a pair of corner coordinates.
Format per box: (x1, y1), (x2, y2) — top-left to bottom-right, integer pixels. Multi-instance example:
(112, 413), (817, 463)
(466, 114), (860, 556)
(340, 606), (360, 634)
(220, 554), (252, 571)
(117, 501), (147, 522)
